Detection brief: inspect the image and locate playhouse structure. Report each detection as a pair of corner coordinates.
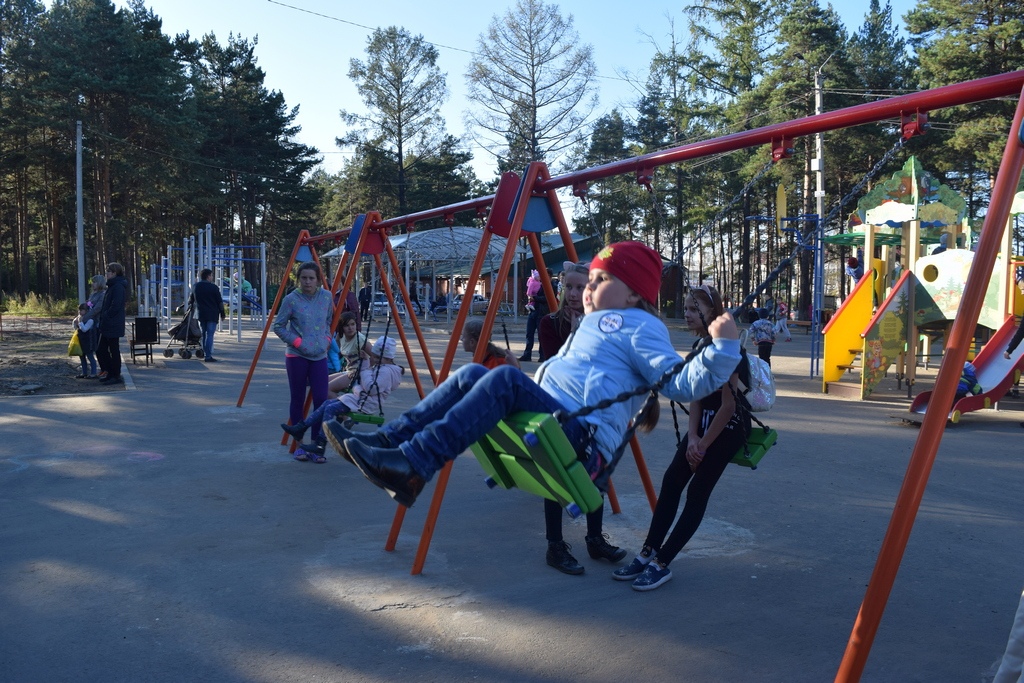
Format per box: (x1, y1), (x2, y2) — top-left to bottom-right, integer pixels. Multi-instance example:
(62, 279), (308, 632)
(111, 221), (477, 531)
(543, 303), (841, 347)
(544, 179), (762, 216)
(821, 158), (1024, 420)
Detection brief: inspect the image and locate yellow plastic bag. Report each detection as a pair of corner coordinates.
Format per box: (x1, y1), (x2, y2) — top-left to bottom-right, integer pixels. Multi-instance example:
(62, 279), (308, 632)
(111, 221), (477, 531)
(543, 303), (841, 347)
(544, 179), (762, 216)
(68, 330), (83, 357)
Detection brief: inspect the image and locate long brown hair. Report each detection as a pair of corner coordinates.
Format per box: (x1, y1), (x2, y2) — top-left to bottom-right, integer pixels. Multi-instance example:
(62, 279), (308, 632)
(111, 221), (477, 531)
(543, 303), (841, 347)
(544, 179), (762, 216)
(687, 284), (724, 337)
(551, 262), (589, 339)
(636, 287), (722, 434)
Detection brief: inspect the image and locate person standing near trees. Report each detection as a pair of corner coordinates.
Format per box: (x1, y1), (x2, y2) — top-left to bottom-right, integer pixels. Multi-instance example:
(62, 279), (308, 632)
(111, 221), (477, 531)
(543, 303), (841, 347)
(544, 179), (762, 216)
(519, 270), (550, 363)
(190, 268), (225, 363)
(96, 263), (129, 385)
(82, 275), (106, 377)
(358, 284), (372, 323)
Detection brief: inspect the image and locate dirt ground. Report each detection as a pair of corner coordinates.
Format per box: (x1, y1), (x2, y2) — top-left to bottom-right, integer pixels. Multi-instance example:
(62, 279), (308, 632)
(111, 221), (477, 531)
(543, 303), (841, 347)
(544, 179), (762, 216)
(0, 318), (125, 396)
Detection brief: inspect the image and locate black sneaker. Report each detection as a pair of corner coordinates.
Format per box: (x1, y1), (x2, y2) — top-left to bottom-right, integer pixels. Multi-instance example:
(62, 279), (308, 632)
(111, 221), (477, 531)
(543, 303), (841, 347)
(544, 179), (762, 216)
(546, 541), (584, 575)
(281, 422), (308, 441)
(518, 353), (532, 362)
(586, 534), (627, 562)
(100, 375), (122, 385)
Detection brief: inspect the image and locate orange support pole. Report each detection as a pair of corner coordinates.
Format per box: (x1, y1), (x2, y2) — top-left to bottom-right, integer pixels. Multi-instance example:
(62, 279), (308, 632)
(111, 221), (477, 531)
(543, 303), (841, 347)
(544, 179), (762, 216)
(629, 435), (659, 512)
(237, 229), (308, 407)
(835, 84), (1024, 682)
(377, 230), (439, 386)
(408, 223), (504, 574)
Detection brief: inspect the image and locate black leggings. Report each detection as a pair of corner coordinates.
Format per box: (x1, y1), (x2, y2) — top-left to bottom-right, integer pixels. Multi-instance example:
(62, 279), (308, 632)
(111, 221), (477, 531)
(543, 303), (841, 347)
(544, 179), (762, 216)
(644, 428), (745, 566)
(544, 497), (604, 542)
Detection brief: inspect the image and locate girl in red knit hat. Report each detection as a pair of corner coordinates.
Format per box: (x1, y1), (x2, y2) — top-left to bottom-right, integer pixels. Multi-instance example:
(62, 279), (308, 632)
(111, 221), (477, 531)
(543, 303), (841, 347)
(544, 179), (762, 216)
(324, 241), (743, 576)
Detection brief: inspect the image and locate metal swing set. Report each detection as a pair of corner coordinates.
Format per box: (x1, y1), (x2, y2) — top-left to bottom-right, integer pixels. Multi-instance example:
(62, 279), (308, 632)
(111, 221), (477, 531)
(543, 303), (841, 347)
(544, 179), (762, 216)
(234, 69), (1024, 682)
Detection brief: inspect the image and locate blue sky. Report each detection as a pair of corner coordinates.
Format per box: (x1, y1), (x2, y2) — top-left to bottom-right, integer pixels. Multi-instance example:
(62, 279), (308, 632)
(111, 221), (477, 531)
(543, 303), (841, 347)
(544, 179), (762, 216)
(113, 0), (917, 180)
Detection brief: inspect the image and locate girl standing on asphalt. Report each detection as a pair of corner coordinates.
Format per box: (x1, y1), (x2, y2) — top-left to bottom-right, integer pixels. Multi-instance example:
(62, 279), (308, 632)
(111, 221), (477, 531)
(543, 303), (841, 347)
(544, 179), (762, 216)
(614, 284), (750, 591)
(274, 262), (334, 448)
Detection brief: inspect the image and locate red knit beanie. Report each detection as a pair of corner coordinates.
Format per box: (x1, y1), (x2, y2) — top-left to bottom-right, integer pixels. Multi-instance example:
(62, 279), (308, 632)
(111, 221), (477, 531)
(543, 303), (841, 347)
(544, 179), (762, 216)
(590, 241), (662, 306)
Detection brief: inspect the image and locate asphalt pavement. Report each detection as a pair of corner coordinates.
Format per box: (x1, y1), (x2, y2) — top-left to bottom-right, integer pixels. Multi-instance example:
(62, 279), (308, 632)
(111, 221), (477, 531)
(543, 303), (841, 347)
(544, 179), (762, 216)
(2, 317), (1024, 682)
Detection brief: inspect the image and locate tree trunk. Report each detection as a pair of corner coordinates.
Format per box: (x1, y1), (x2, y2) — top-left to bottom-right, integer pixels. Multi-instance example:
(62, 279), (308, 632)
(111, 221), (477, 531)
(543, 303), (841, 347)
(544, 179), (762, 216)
(741, 192), (751, 299)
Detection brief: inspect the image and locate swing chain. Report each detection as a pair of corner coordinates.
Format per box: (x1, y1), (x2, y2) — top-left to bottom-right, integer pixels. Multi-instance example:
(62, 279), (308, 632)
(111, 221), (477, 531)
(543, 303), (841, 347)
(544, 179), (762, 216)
(554, 137), (907, 436)
(820, 136), (906, 231)
(356, 289), (393, 418)
(553, 355), (692, 425)
(679, 158), (776, 259)
(572, 183), (604, 240)
(734, 135), (906, 315)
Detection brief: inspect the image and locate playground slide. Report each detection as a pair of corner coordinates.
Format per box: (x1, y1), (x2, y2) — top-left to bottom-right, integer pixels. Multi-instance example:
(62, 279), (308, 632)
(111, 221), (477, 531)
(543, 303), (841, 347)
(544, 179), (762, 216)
(908, 315), (1024, 422)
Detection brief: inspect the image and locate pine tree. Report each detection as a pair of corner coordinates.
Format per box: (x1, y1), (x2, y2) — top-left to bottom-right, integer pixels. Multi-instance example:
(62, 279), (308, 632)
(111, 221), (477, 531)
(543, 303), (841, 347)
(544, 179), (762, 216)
(906, 0), (1024, 212)
(341, 26), (448, 218)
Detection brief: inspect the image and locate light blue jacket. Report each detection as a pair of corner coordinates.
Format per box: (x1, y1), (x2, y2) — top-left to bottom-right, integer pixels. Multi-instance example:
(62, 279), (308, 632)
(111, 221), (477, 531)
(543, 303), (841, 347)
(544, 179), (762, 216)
(537, 307), (741, 460)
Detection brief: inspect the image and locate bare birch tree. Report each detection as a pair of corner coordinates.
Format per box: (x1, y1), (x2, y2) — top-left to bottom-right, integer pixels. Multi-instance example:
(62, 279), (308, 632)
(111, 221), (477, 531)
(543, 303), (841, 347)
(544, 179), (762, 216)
(465, 0), (597, 174)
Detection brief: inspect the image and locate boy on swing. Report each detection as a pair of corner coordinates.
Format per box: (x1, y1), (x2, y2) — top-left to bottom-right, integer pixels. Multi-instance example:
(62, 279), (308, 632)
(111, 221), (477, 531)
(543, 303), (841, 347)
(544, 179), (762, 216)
(324, 242), (742, 517)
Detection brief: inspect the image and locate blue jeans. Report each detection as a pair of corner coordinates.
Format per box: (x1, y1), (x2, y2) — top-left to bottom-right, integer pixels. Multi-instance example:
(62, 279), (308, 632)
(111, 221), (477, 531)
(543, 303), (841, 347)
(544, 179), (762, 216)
(384, 363), (587, 480)
(201, 320), (218, 359)
(304, 398), (350, 430)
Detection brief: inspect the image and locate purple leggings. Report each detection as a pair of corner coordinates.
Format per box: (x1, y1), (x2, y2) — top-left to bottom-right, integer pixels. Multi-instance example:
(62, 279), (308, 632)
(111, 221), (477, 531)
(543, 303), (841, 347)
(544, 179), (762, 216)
(285, 356), (329, 439)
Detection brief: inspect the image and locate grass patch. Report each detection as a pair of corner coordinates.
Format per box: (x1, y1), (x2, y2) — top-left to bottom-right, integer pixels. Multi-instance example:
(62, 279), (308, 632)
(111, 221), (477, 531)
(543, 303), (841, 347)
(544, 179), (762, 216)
(1, 292), (79, 316)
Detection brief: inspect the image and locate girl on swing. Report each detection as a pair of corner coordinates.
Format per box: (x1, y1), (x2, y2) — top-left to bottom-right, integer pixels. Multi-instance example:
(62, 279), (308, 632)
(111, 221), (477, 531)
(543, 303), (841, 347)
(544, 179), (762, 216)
(324, 242), (742, 527)
(613, 283), (751, 591)
(327, 311), (373, 398)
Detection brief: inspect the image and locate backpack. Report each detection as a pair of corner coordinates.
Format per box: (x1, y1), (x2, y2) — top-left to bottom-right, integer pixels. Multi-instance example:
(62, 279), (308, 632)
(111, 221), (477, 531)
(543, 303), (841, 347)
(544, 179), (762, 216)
(744, 354), (776, 412)
(737, 329), (776, 412)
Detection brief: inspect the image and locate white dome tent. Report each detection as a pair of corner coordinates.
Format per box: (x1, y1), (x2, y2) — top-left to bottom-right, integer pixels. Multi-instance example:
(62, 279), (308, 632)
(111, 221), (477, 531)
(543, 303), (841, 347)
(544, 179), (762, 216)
(323, 225), (529, 323)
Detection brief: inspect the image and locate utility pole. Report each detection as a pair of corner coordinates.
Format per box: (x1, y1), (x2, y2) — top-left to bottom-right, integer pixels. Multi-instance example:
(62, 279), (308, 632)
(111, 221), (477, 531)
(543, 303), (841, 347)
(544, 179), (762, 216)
(76, 121), (85, 302)
(809, 50), (837, 376)
(813, 67), (826, 223)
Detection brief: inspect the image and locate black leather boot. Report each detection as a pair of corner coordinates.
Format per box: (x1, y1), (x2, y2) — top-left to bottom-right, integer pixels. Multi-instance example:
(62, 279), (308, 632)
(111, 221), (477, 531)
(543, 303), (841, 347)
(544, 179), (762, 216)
(324, 419), (392, 464)
(345, 439), (425, 508)
(546, 541), (584, 575)
(586, 534), (627, 562)
(281, 421), (307, 441)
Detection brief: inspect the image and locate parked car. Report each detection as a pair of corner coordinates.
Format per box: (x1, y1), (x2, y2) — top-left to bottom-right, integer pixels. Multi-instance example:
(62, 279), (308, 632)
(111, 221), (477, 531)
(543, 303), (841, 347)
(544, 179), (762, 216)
(370, 292), (405, 319)
(452, 294), (489, 315)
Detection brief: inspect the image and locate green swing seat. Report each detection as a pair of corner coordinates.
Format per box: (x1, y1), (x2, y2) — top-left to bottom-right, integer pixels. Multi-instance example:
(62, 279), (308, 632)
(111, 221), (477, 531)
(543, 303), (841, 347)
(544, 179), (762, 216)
(346, 412), (385, 425)
(469, 411), (604, 519)
(730, 426), (778, 469)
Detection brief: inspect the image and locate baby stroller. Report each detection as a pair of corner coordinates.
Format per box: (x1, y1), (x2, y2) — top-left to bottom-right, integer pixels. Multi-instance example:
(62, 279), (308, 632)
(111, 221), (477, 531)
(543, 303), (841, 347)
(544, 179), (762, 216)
(164, 302), (204, 359)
